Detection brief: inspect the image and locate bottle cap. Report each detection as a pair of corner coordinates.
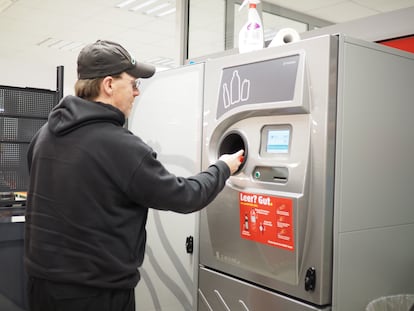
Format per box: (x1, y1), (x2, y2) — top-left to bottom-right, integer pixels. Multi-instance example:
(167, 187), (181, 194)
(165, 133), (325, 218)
(239, 0), (260, 11)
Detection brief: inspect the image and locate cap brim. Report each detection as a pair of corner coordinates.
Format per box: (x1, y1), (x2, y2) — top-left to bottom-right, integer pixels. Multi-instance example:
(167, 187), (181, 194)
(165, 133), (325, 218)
(126, 62), (156, 79)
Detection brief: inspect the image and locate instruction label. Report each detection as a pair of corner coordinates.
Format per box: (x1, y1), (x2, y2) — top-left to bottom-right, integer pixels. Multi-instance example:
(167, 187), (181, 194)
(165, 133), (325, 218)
(217, 54), (299, 119)
(239, 192), (294, 251)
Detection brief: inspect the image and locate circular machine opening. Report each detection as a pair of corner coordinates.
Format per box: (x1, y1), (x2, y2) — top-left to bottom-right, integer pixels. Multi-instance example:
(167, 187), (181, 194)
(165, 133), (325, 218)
(218, 131), (247, 174)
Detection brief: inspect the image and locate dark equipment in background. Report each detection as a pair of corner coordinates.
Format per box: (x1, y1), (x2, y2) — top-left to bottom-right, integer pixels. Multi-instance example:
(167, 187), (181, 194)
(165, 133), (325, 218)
(0, 66), (63, 310)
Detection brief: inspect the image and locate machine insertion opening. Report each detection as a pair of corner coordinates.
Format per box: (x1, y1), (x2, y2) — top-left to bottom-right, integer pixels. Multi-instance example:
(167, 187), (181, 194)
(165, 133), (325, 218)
(218, 131), (247, 174)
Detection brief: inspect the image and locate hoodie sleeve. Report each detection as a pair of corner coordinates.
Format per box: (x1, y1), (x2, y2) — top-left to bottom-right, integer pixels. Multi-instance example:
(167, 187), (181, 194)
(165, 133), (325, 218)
(127, 150), (230, 214)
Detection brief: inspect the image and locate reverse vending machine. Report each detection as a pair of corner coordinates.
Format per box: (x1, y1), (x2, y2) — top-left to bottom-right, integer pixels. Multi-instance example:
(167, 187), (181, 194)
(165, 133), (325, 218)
(197, 35), (414, 310)
(130, 34), (414, 311)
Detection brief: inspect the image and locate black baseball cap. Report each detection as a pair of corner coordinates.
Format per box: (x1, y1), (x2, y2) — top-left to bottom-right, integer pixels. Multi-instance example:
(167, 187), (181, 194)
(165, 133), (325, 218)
(77, 40), (156, 79)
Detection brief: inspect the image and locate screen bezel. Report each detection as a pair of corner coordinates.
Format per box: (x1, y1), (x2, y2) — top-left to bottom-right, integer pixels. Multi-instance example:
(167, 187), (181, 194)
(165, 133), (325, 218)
(260, 124), (292, 157)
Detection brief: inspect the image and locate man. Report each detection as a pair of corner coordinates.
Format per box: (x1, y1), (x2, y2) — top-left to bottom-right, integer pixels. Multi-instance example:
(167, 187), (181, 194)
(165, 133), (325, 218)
(25, 40), (243, 311)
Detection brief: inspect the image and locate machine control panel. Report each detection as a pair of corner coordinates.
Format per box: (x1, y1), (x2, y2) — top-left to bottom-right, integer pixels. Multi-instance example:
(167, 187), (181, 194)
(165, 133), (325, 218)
(253, 166), (288, 183)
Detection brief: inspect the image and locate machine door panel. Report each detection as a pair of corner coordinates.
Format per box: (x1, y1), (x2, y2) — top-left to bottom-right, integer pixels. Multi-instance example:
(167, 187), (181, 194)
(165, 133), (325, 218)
(198, 267), (330, 311)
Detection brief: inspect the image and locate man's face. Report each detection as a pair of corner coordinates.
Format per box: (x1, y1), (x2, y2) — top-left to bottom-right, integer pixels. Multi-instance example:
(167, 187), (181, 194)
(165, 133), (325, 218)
(111, 72), (140, 117)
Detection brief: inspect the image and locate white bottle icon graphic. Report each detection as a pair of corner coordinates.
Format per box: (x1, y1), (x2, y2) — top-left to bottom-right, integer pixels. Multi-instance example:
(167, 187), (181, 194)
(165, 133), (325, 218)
(241, 79), (250, 101)
(230, 70), (241, 105)
(222, 70), (251, 110)
(223, 84), (230, 108)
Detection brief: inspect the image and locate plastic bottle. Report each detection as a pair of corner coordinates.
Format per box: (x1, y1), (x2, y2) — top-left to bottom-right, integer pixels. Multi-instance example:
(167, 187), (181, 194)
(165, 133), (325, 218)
(238, 0), (264, 53)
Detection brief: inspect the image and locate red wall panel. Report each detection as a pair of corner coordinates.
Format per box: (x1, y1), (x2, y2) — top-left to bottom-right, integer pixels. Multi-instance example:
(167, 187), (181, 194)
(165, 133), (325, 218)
(378, 35), (414, 53)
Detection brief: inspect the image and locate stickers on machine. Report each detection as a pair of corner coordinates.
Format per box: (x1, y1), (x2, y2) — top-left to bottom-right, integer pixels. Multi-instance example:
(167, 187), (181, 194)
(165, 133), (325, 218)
(239, 191), (294, 251)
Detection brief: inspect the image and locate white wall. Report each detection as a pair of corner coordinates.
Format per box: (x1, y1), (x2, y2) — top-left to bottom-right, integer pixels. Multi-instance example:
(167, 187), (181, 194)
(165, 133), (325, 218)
(0, 54), (78, 96)
(0, 59), (56, 91)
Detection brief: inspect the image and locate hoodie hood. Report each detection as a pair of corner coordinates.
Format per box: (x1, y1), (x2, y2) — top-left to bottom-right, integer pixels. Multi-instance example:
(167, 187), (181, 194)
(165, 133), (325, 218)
(48, 95), (125, 136)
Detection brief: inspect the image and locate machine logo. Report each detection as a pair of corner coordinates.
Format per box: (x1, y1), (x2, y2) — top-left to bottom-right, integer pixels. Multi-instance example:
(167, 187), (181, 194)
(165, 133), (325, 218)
(215, 251), (241, 265)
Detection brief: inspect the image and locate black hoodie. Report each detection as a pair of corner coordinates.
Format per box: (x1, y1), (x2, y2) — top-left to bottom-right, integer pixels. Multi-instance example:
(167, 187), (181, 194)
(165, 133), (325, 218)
(24, 95), (230, 289)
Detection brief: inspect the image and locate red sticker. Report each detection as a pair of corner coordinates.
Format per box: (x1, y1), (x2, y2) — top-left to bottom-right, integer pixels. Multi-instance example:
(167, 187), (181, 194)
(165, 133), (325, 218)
(239, 192), (294, 251)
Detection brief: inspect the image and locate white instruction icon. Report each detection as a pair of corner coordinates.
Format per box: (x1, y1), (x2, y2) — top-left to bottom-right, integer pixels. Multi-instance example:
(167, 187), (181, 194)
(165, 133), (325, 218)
(223, 70), (251, 109)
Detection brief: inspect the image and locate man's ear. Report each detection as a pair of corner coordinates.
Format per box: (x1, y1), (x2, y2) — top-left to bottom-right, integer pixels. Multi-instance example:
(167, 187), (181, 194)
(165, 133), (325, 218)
(101, 76), (114, 96)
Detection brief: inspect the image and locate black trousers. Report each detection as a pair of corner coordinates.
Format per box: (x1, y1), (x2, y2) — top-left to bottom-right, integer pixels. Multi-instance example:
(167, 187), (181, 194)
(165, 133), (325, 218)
(27, 277), (135, 311)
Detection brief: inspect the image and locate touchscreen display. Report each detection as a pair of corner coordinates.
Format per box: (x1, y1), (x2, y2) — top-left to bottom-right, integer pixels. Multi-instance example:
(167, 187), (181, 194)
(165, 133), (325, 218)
(267, 129), (290, 153)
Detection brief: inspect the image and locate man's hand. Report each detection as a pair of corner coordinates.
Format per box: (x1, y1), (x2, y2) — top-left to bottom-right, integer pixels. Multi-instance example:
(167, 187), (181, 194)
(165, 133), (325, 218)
(219, 149), (245, 175)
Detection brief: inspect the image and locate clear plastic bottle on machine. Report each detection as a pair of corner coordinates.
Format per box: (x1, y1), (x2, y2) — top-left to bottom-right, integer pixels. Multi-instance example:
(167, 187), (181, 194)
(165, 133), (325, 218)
(238, 0), (264, 53)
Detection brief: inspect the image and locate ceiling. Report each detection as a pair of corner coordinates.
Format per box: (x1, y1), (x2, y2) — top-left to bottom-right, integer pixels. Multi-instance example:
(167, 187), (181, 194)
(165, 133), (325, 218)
(1, 0), (413, 89)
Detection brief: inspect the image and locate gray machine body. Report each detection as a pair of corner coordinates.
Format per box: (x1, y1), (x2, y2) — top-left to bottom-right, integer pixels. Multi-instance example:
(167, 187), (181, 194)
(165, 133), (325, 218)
(198, 34), (414, 311)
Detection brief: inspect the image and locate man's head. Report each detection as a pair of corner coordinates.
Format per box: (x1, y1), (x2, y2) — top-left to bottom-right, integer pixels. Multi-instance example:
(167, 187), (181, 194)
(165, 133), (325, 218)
(75, 40), (155, 117)
(77, 40), (155, 80)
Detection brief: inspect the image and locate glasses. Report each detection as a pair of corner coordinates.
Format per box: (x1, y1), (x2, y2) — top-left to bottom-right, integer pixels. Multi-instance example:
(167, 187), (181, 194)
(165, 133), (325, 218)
(111, 75), (141, 91)
(132, 79), (141, 90)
